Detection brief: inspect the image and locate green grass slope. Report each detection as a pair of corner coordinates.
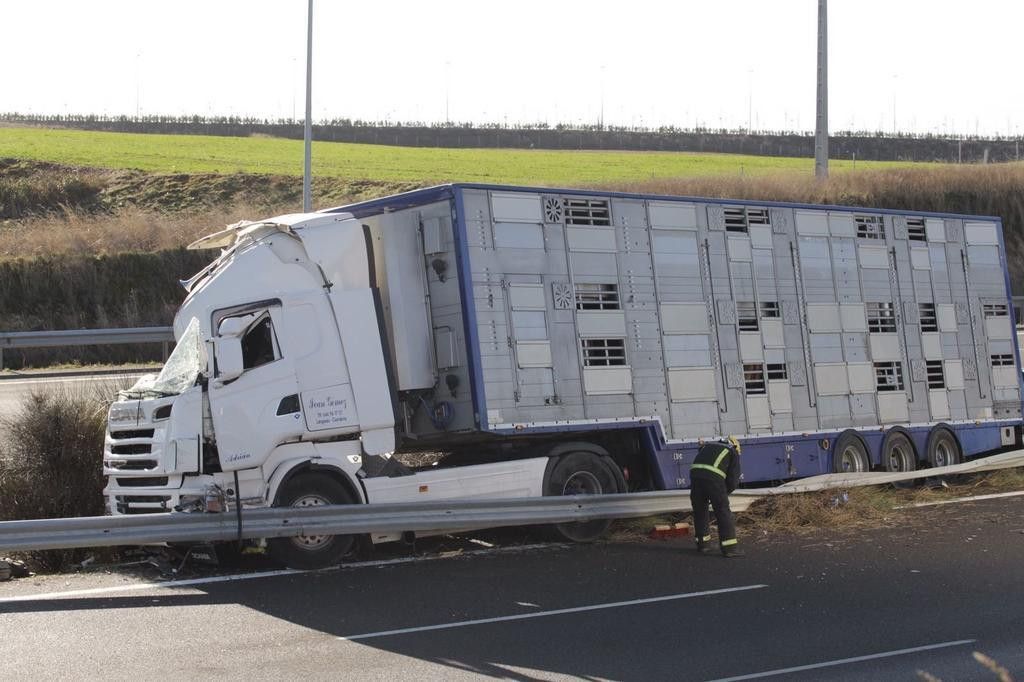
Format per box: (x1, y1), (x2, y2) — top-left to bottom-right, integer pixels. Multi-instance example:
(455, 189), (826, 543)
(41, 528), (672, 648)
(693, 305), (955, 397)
(0, 126), (916, 186)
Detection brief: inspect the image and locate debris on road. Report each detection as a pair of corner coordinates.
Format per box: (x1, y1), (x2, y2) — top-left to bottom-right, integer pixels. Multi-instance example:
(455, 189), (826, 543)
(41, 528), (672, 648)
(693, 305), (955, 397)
(650, 522), (691, 539)
(0, 557), (31, 581)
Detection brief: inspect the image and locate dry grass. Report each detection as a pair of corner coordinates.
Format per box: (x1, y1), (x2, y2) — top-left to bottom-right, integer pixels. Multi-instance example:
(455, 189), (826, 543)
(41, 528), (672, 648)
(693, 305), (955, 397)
(739, 487), (899, 534)
(602, 162), (1024, 211)
(6, 161), (1024, 263)
(0, 202), (275, 258)
(742, 468), (1024, 535)
(615, 467), (1024, 542)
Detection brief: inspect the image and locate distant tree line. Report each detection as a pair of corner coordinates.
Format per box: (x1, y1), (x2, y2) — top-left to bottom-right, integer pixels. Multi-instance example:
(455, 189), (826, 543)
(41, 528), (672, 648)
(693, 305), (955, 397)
(3, 113), (1023, 163)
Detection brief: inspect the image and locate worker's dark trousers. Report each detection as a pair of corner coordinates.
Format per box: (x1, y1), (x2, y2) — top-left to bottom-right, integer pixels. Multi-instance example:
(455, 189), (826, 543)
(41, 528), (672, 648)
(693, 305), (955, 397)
(690, 474), (737, 547)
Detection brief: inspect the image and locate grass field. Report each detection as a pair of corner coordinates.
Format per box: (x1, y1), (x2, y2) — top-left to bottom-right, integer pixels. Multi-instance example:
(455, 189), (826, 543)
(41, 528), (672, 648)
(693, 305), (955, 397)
(0, 126), (915, 186)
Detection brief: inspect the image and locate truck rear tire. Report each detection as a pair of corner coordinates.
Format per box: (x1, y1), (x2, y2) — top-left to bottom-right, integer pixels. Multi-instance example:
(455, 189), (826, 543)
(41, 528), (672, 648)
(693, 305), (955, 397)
(267, 473), (356, 570)
(881, 430), (917, 472)
(832, 432), (869, 473)
(546, 452), (622, 543)
(926, 428), (961, 468)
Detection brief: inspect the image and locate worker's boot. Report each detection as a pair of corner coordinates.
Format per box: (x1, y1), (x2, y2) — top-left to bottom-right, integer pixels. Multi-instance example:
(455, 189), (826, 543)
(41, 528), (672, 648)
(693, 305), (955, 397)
(695, 536), (714, 554)
(721, 542), (744, 558)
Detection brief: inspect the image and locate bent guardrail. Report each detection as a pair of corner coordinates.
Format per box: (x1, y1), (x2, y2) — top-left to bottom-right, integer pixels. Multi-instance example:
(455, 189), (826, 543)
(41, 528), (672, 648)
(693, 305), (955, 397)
(0, 327), (175, 369)
(0, 491), (689, 553)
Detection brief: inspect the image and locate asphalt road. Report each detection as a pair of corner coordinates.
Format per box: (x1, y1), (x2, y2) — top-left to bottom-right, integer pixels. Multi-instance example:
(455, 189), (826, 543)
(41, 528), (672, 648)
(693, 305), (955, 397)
(1, 496), (1022, 680)
(0, 371), (142, 420)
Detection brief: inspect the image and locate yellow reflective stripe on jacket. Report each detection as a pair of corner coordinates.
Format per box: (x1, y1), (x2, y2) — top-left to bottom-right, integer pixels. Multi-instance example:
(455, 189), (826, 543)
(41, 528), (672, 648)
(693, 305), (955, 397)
(690, 463), (726, 478)
(691, 447), (731, 478)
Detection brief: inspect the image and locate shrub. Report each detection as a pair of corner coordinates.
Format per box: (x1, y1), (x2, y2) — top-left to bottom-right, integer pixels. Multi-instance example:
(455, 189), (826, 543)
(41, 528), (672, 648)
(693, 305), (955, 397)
(0, 381), (122, 570)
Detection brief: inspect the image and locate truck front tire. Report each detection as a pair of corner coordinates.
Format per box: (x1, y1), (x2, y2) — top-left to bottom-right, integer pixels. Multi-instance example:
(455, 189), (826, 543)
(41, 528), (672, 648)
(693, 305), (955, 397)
(546, 452), (623, 543)
(267, 473), (356, 570)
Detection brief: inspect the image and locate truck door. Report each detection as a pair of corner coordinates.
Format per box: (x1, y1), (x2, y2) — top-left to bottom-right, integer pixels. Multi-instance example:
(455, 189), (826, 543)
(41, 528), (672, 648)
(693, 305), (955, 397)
(504, 280), (558, 408)
(208, 305), (305, 470)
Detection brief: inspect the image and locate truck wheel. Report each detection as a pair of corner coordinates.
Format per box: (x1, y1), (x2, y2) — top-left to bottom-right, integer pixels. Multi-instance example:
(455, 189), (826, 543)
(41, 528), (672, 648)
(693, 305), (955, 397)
(926, 428), (961, 468)
(832, 432), (869, 473)
(881, 430), (917, 472)
(546, 452), (621, 543)
(267, 473), (356, 570)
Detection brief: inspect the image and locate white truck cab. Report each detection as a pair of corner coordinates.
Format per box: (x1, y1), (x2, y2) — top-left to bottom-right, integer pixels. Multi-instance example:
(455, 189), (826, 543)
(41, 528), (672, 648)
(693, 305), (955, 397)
(104, 210), (554, 568)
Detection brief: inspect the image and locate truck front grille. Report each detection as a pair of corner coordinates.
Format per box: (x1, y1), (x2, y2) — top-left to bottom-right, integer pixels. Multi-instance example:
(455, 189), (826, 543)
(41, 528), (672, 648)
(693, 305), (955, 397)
(111, 443), (152, 455)
(106, 427), (158, 473)
(115, 477), (169, 487)
(110, 429), (155, 440)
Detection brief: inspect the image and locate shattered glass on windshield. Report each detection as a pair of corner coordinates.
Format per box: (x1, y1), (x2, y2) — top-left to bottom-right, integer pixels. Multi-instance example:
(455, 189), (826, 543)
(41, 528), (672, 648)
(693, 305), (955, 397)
(122, 317), (207, 398)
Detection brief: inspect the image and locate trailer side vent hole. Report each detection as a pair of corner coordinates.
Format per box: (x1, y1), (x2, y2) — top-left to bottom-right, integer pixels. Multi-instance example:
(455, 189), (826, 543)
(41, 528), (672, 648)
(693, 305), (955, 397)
(563, 198), (611, 226)
(544, 197), (564, 223)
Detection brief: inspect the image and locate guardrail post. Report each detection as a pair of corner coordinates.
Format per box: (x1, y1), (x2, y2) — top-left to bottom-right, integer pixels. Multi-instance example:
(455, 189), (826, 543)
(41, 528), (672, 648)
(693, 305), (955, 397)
(162, 341), (169, 361)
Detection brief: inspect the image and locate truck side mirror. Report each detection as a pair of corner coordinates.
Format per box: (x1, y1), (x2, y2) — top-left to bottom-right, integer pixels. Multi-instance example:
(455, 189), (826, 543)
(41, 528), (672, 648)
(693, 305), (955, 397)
(213, 336), (244, 385)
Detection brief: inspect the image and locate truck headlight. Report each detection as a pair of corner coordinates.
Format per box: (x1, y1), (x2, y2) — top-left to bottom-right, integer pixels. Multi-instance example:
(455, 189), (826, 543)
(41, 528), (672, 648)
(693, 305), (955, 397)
(108, 403), (138, 424)
(153, 404), (173, 421)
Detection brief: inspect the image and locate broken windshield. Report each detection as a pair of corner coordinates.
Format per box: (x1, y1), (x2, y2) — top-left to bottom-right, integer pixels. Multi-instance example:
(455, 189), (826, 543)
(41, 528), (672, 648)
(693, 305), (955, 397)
(122, 317), (207, 398)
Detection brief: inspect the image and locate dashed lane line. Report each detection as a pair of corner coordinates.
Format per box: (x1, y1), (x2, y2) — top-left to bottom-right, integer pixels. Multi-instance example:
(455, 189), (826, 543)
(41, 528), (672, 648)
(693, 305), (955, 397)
(337, 584), (768, 641)
(707, 639), (976, 681)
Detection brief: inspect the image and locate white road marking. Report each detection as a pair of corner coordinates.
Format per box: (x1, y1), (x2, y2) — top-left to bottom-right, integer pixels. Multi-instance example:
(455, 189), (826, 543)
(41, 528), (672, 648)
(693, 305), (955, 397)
(338, 584), (768, 641)
(0, 374), (142, 387)
(0, 542), (563, 604)
(896, 490), (1024, 509)
(707, 639), (976, 681)
(0, 567), (301, 603)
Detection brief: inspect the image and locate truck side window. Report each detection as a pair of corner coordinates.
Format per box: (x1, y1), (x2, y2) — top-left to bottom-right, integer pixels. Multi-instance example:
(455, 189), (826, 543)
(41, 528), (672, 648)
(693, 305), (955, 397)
(241, 314), (277, 369)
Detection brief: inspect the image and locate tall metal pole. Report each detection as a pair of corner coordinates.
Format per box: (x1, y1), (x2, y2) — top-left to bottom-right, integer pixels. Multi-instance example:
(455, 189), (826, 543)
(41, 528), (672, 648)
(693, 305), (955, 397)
(814, 0), (829, 179)
(302, 0), (313, 212)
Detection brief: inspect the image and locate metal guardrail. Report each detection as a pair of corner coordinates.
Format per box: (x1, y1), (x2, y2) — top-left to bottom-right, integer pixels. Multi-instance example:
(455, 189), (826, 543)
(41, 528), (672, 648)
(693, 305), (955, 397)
(1, 449), (1022, 555)
(0, 327), (174, 368)
(0, 491), (689, 553)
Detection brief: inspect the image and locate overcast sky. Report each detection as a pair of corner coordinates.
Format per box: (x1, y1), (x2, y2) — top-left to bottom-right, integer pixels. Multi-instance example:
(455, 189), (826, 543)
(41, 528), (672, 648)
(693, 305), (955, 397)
(1, 0), (1021, 136)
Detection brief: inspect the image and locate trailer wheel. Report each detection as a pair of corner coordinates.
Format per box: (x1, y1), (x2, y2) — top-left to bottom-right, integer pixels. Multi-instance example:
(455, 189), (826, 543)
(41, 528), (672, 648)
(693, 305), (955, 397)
(267, 473), (356, 570)
(926, 428), (961, 469)
(881, 430), (917, 473)
(546, 452), (621, 543)
(832, 432), (870, 473)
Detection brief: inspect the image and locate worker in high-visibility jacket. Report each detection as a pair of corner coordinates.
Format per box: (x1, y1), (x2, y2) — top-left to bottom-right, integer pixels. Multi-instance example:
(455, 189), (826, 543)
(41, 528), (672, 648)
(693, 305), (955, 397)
(689, 436), (744, 557)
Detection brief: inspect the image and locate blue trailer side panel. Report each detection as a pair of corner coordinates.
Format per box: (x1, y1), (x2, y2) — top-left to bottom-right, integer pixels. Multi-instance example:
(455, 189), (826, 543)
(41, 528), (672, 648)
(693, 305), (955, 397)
(329, 184), (1022, 489)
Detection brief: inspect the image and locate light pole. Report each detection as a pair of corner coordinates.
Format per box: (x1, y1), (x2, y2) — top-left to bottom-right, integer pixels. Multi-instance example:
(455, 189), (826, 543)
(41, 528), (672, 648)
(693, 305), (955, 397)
(302, 0), (313, 213)
(135, 52), (141, 119)
(814, 0), (828, 179)
(747, 67), (753, 133)
(891, 74), (897, 135)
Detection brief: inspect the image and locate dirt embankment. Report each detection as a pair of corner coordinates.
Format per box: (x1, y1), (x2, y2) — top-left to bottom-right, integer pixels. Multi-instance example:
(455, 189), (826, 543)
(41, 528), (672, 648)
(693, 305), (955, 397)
(2, 159), (1024, 368)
